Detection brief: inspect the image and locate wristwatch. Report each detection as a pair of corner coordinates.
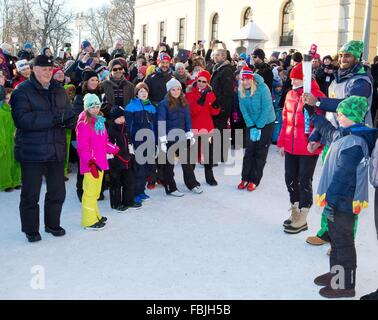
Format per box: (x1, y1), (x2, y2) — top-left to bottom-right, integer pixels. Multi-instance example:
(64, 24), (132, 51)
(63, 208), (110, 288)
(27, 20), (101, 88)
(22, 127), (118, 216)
(315, 99), (321, 107)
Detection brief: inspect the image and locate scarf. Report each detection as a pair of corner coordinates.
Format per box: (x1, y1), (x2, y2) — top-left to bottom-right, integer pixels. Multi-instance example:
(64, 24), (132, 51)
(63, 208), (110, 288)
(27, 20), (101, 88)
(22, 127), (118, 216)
(95, 115), (106, 135)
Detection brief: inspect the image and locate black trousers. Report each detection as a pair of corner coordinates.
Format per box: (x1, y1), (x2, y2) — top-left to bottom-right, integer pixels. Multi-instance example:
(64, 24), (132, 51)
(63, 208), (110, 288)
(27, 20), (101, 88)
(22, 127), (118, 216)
(241, 123), (274, 186)
(109, 168), (135, 207)
(328, 212), (357, 289)
(213, 112), (231, 163)
(163, 141), (199, 193)
(284, 152), (319, 208)
(20, 161), (66, 233)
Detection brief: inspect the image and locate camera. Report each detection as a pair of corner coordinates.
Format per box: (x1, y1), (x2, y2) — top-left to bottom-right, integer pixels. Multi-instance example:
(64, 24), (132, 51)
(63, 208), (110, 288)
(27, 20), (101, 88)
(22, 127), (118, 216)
(89, 52), (97, 58)
(214, 40), (222, 44)
(64, 43), (71, 48)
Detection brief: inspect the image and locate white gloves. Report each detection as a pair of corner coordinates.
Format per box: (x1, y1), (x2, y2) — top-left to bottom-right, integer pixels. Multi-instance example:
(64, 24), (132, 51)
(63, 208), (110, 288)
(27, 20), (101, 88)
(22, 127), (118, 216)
(186, 131), (195, 146)
(128, 144), (134, 155)
(159, 136), (168, 153)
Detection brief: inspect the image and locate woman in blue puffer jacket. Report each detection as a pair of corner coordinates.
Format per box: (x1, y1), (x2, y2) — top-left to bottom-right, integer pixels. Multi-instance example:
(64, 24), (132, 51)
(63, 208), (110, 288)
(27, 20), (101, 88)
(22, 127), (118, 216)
(237, 66), (275, 191)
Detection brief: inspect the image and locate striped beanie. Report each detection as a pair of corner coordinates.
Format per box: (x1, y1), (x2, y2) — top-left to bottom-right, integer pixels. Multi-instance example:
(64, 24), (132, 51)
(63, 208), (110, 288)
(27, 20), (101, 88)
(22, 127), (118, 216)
(240, 66), (254, 80)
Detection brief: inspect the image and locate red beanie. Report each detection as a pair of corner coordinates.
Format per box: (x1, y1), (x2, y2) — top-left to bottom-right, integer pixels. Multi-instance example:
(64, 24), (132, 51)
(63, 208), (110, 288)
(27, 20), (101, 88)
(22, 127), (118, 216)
(240, 66), (254, 80)
(290, 63), (303, 80)
(52, 67), (62, 76)
(157, 52), (171, 64)
(196, 70), (211, 82)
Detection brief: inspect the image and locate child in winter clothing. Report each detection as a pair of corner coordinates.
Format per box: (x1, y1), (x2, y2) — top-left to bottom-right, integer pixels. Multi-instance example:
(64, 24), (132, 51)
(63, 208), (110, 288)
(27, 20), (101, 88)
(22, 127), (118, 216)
(108, 106), (141, 211)
(158, 78), (201, 196)
(237, 66), (276, 191)
(278, 62), (326, 234)
(0, 84), (21, 191)
(76, 93), (120, 230)
(304, 96), (376, 299)
(125, 82), (157, 203)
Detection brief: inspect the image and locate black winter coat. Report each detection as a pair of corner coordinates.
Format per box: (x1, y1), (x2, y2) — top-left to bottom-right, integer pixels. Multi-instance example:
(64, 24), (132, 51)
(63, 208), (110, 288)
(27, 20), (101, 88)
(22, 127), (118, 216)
(210, 61), (234, 117)
(254, 62), (273, 92)
(107, 122), (133, 171)
(10, 74), (74, 162)
(144, 69), (173, 105)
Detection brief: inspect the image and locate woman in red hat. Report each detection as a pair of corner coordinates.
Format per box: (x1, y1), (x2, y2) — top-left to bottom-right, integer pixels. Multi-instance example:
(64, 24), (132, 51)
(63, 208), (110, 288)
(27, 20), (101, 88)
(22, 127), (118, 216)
(186, 70), (220, 185)
(278, 62), (325, 235)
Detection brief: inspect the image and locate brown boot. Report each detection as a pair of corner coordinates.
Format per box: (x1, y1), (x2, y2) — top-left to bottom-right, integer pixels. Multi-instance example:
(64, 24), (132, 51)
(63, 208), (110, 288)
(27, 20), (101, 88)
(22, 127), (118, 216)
(283, 202), (299, 227)
(306, 236), (328, 246)
(319, 286), (355, 299)
(284, 207), (309, 234)
(314, 272), (334, 286)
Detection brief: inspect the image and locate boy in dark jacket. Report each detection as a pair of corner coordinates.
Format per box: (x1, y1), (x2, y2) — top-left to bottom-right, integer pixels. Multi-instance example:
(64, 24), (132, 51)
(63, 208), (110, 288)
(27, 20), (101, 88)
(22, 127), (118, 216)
(108, 106), (142, 211)
(304, 96), (376, 299)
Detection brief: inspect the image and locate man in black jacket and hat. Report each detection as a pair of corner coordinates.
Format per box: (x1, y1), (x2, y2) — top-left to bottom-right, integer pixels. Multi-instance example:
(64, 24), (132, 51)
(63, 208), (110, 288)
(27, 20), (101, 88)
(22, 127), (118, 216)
(11, 55), (75, 243)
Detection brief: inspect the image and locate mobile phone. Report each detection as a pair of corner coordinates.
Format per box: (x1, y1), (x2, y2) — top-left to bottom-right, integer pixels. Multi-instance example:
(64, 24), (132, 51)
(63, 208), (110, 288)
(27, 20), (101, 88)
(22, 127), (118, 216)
(215, 40), (222, 44)
(89, 52), (97, 58)
(58, 50), (65, 59)
(163, 36), (167, 43)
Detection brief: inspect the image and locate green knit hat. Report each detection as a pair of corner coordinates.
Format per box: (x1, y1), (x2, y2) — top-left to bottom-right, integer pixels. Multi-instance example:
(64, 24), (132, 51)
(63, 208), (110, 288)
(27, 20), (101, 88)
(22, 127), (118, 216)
(336, 96), (368, 124)
(339, 40), (364, 60)
(83, 93), (101, 110)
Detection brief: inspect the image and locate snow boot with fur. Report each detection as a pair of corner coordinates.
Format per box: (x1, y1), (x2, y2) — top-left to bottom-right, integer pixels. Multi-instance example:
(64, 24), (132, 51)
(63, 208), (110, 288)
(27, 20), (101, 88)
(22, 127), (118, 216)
(283, 202), (299, 227)
(284, 207), (309, 234)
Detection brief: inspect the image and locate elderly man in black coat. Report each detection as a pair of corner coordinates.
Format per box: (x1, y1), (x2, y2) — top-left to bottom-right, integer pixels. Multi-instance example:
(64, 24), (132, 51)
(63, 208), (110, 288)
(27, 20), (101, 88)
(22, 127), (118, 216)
(10, 55), (75, 243)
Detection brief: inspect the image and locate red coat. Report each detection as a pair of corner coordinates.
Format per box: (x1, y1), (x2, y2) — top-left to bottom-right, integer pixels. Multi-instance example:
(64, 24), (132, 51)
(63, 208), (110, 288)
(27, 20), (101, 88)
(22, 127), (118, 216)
(186, 85), (220, 134)
(277, 81), (325, 156)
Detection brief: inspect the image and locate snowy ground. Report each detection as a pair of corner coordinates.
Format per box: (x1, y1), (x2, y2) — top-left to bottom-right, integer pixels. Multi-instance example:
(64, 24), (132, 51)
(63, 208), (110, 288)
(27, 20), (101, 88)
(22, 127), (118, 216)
(1, 147), (378, 300)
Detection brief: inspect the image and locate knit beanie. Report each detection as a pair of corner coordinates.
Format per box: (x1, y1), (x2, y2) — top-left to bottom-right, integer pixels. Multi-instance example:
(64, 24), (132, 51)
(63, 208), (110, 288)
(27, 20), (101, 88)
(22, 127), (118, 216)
(108, 59), (123, 71)
(110, 106), (125, 120)
(240, 66), (254, 80)
(82, 70), (98, 82)
(157, 52), (171, 64)
(24, 42), (32, 50)
(336, 96), (368, 124)
(81, 40), (91, 50)
(339, 40), (364, 60)
(52, 68), (63, 77)
(175, 62), (185, 71)
(290, 62), (303, 80)
(16, 60), (29, 72)
(166, 78), (182, 92)
(239, 53), (247, 60)
(83, 93), (101, 110)
(196, 70), (211, 82)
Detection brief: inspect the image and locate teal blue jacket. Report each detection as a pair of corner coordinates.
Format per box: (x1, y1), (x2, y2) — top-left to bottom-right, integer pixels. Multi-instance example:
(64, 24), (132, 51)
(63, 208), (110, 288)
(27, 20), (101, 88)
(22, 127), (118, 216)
(238, 73), (275, 129)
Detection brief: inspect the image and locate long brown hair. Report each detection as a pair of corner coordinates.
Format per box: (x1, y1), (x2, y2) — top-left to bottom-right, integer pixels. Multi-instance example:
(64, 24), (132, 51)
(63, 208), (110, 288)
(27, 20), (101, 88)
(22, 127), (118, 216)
(82, 80), (102, 95)
(84, 110), (104, 129)
(167, 90), (188, 110)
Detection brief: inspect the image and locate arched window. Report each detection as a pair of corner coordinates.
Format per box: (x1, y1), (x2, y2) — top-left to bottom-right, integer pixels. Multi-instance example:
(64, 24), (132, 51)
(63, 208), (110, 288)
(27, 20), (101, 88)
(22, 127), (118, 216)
(243, 7), (252, 26)
(280, 1), (294, 46)
(211, 14), (219, 41)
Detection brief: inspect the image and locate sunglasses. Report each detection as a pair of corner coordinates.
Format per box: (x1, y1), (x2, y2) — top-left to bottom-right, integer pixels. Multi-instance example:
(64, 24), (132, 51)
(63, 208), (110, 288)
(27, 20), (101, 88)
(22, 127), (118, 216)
(252, 55), (257, 59)
(197, 79), (207, 84)
(112, 67), (123, 72)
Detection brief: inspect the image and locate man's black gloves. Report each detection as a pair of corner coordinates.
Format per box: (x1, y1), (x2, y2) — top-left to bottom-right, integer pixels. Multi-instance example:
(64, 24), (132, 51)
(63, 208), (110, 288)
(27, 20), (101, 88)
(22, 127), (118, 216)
(303, 104), (315, 118)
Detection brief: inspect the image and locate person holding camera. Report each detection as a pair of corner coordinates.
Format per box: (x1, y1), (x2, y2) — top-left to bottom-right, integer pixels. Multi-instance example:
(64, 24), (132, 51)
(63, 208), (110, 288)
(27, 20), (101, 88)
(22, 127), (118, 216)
(10, 55), (76, 242)
(315, 55), (337, 96)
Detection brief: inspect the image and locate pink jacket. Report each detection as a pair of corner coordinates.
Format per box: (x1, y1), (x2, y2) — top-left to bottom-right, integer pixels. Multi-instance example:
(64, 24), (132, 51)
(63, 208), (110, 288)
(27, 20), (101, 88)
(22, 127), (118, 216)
(76, 111), (119, 174)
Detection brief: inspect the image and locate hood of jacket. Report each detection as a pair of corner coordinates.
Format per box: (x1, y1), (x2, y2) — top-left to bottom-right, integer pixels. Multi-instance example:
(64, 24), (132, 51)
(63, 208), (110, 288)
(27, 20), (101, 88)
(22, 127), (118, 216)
(345, 125), (378, 156)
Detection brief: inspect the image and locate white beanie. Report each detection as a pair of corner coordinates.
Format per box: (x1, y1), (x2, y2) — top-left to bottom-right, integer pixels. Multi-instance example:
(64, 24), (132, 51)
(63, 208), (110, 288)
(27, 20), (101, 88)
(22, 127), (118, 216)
(175, 62), (185, 70)
(16, 60), (29, 72)
(166, 78), (182, 92)
(1, 43), (13, 56)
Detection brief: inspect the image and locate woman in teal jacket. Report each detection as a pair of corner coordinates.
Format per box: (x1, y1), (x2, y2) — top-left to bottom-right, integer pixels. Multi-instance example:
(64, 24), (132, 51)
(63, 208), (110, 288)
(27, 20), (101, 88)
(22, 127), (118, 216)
(237, 67), (275, 191)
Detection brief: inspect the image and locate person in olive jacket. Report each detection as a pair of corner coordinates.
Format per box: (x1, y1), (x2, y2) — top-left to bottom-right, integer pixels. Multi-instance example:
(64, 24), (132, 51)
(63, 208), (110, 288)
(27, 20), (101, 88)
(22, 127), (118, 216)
(10, 55), (75, 243)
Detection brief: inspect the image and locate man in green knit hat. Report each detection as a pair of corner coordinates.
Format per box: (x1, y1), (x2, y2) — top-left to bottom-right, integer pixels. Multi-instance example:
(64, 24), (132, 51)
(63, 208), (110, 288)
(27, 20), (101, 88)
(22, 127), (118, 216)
(303, 40), (374, 247)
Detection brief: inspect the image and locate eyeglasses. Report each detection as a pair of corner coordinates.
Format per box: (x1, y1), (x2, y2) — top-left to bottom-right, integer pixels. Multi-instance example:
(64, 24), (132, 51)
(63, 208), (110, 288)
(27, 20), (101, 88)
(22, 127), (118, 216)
(197, 80), (207, 84)
(112, 67), (123, 72)
(252, 55), (257, 59)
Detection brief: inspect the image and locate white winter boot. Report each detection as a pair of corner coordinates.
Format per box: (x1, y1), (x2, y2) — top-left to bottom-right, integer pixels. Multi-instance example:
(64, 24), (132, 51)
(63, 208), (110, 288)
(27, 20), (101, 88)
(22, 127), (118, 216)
(284, 207), (309, 234)
(283, 202), (299, 227)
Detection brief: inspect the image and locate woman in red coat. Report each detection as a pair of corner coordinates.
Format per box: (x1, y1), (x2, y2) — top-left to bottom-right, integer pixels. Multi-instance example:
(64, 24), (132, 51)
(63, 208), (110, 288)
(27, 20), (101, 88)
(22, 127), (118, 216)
(186, 70), (220, 185)
(277, 62), (325, 234)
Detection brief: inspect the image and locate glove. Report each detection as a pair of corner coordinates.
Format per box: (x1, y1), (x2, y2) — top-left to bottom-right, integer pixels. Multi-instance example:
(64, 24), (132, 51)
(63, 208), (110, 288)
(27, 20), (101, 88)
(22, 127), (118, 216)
(53, 110), (75, 128)
(303, 104), (315, 118)
(249, 128), (261, 142)
(323, 204), (335, 220)
(107, 143), (120, 155)
(88, 160), (100, 179)
(155, 145), (159, 159)
(186, 131), (195, 146)
(128, 144), (134, 155)
(159, 136), (168, 153)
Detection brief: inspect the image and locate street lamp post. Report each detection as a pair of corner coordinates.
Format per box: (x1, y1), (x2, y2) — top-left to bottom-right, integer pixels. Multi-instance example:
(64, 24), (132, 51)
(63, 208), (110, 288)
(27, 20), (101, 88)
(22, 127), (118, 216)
(362, 0), (372, 61)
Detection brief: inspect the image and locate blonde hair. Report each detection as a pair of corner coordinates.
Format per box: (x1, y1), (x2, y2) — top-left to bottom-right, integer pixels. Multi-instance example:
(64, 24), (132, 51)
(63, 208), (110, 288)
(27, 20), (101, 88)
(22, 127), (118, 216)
(238, 79), (257, 98)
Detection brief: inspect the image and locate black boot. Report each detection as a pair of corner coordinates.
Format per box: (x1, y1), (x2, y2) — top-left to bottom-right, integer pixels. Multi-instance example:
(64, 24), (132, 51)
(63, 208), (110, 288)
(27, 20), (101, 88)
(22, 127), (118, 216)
(205, 167), (218, 186)
(109, 188), (121, 209)
(76, 189), (83, 202)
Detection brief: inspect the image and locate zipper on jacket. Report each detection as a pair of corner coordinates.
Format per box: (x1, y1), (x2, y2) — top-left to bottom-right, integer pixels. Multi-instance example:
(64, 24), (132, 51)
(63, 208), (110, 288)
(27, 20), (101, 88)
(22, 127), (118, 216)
(292, 95), (300, 154)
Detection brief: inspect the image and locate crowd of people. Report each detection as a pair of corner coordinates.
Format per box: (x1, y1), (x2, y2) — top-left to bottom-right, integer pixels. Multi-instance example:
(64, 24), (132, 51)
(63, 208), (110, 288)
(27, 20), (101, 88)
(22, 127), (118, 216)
(1, 37), (378, 300)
